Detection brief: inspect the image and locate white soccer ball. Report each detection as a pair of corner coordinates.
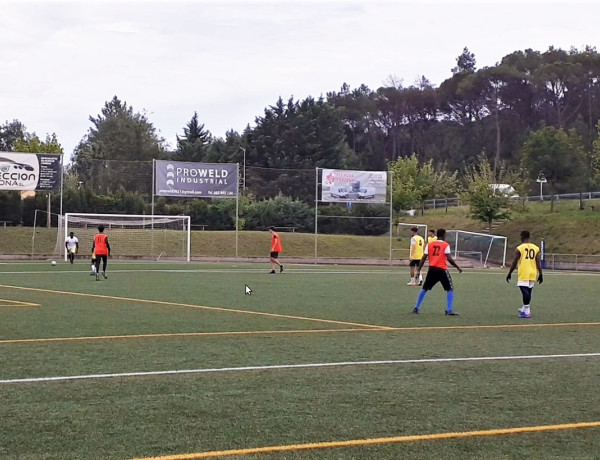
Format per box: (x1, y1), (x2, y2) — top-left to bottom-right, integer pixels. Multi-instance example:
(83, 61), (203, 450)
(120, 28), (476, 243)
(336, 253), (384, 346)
(51, 260), (57, 266)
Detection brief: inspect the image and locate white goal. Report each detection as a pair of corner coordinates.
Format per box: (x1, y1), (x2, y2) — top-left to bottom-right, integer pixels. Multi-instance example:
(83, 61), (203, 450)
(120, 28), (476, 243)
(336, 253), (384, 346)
(445, 230), (507, 268)
(57, 213), (191, 261)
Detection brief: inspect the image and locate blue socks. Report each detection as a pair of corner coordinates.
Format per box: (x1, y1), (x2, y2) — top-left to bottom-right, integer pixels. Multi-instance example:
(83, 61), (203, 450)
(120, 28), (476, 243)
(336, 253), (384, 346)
(446, 290), (454, 313)
(415, 290), (455, 313)
(415, 290), (427, 311)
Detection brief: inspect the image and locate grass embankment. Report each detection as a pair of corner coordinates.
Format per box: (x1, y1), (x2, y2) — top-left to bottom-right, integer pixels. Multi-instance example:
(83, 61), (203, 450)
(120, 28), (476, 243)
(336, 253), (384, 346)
(2, 198), (600, 257)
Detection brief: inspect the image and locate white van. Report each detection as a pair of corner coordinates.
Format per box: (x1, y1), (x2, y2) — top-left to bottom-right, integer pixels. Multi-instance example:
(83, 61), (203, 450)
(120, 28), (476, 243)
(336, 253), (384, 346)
(330, 186), (349, 198)
(490, 184), (518, 198)
(358, 187), (375, 199)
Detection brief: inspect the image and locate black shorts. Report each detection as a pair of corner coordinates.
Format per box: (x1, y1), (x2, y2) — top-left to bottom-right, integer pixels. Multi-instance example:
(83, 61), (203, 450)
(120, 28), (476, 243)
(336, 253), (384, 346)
(409, 259), (421, 267)
(422, 266), (454, 291)
(270, 252), (279, 258)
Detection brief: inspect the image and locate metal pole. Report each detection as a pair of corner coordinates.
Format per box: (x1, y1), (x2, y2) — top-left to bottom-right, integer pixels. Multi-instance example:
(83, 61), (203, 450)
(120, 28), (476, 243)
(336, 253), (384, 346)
(47, 193), (51, 229)
(389, 170), (393, 265)
(314, 168), (319, 264)
(239, 147), (246, 191)
(59, 154), (65, 261)
(236, 163), (239, 258)
(151, 159), (155, 257)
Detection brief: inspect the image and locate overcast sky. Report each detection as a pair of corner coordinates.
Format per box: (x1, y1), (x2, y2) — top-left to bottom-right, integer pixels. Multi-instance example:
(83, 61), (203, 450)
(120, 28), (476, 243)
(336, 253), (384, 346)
(1, 0), (598, 156)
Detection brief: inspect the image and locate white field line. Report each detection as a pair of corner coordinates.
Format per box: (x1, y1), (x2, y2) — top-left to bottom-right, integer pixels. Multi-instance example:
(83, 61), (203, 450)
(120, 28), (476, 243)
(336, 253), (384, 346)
(2, 352), (599, 385)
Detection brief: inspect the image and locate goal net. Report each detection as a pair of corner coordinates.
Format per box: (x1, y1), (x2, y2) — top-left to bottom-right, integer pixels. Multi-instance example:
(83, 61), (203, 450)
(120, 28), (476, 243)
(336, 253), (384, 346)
(445, 230), (507, 267)
(56, 213), (191, 261)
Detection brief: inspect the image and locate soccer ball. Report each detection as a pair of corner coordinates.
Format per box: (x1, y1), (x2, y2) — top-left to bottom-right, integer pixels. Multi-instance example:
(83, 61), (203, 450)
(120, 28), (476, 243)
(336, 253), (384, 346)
(51, 260), (57, 266)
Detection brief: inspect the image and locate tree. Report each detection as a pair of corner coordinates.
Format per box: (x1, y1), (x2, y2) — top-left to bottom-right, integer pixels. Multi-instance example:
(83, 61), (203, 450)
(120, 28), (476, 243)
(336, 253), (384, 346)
(462, 157), (511, 233)
(72, 96), (166, 195)
(520, 126), (586, 192)
(174, 112), (212, 162)
(327, 83), (384, 169)
(0, 120), (28, 151)
(589, 121), (600, 188)
(388, 155), (458, 211)
(13, 133), (63, 154)
(246, 96), (354, 201)
(452, 47), (477, 74)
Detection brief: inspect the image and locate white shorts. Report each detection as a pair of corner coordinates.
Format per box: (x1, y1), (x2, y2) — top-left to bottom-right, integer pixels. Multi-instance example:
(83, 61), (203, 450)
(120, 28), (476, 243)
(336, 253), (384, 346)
(517, 281), (535, 288)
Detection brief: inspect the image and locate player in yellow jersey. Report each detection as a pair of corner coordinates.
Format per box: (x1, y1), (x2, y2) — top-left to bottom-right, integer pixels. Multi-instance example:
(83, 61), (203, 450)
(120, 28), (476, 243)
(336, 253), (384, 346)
(427, 229), (437, 246)
(407, 227), (425, 286)
(506, 230), (543, 318)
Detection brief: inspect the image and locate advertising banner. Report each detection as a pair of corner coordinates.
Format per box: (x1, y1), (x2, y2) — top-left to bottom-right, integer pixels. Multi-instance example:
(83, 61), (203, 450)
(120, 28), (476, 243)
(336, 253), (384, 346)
(0, 152), (62, 191)
(321, 168), (387, 203)
(155, 160), (238, 198)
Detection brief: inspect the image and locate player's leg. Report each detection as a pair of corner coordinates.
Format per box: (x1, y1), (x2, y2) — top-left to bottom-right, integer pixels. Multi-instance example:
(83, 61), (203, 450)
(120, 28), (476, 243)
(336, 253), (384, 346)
(408, 260), (417, 285)
(101, 255), (108, 278)
(413, 269), (435, 313)
(269, 252), (280, 273)
(94, 257), (101, 280)
(441, 270), (458, 315)
(518, 284), (532, 318)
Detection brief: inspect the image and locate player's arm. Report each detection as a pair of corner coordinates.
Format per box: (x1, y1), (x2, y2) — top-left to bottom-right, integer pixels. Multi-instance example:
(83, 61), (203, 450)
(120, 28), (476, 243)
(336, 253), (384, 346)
(106, 238), (111, 256)
(91, 240), (95, 253)
(65, 241), (68, 250)
(75, 241), (79, 253)
(409, 239), (415, 260)
(446, 253), (462, 273)
(506, 249), (521, 282)
(535, 251), (543, 284)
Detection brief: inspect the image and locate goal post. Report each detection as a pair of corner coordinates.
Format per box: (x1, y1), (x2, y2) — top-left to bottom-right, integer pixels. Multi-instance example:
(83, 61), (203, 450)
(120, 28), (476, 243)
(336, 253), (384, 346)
(58, 213), (191, 262)
(445, 230), (507, 268)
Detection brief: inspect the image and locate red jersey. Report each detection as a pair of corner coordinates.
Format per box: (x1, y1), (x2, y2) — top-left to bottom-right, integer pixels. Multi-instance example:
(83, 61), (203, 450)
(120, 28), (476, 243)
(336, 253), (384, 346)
(271, 232), (282, 252)
(93, 233), (109, 255)
(425, 240), (451, 269)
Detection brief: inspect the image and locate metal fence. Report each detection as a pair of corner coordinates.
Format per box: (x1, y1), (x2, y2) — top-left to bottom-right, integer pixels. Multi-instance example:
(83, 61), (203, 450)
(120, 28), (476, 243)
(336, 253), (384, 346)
(544, 254), (600, 272)
(423, 191), (600, 210)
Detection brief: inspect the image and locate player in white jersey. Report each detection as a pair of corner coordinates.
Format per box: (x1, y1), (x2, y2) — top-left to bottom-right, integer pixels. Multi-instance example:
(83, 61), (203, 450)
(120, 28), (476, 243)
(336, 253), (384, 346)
(65, 232), (79, 264)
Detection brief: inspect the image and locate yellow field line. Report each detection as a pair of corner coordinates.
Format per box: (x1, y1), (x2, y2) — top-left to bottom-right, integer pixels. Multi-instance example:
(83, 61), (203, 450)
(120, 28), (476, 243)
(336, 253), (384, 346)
(0, 298), (40, 307)
(390, 321), (600, 332)
(2, 321), (600, 345)
(128, 421), (600, 459)
(0, 284), (389, 330)
(0, 328), (372, 344)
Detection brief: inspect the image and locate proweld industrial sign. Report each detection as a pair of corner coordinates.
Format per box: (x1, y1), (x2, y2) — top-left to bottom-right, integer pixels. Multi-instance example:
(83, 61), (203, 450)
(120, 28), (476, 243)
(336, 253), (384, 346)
(0, 152), (61, 191)
(154, 161), (238, 198)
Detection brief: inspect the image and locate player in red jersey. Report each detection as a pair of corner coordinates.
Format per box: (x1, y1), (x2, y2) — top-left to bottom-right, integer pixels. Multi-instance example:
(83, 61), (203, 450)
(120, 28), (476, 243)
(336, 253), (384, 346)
(413, 228), (462, 315)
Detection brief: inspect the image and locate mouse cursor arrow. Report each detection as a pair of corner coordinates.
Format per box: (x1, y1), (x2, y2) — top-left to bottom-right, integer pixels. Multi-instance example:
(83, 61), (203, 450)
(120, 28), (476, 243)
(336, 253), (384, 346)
(245, 285), (252, 295)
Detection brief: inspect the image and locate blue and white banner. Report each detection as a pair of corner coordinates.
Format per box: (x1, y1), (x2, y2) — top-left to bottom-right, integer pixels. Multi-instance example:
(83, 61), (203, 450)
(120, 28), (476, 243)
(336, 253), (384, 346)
(155, 161), (238, 198)
(321, 168), (387, 203)
(0, 152), (61, 191)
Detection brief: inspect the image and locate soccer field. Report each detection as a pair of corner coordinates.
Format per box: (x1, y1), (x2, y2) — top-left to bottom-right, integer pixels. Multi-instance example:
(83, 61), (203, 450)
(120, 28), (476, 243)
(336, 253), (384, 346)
(1, 261), (599, 459)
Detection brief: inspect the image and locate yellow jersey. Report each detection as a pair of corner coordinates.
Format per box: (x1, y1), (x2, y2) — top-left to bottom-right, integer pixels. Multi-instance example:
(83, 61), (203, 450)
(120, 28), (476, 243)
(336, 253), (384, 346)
(411, 235), (425, 260)
(427, 236), (437, 245)
(517, 243), (540, 282)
